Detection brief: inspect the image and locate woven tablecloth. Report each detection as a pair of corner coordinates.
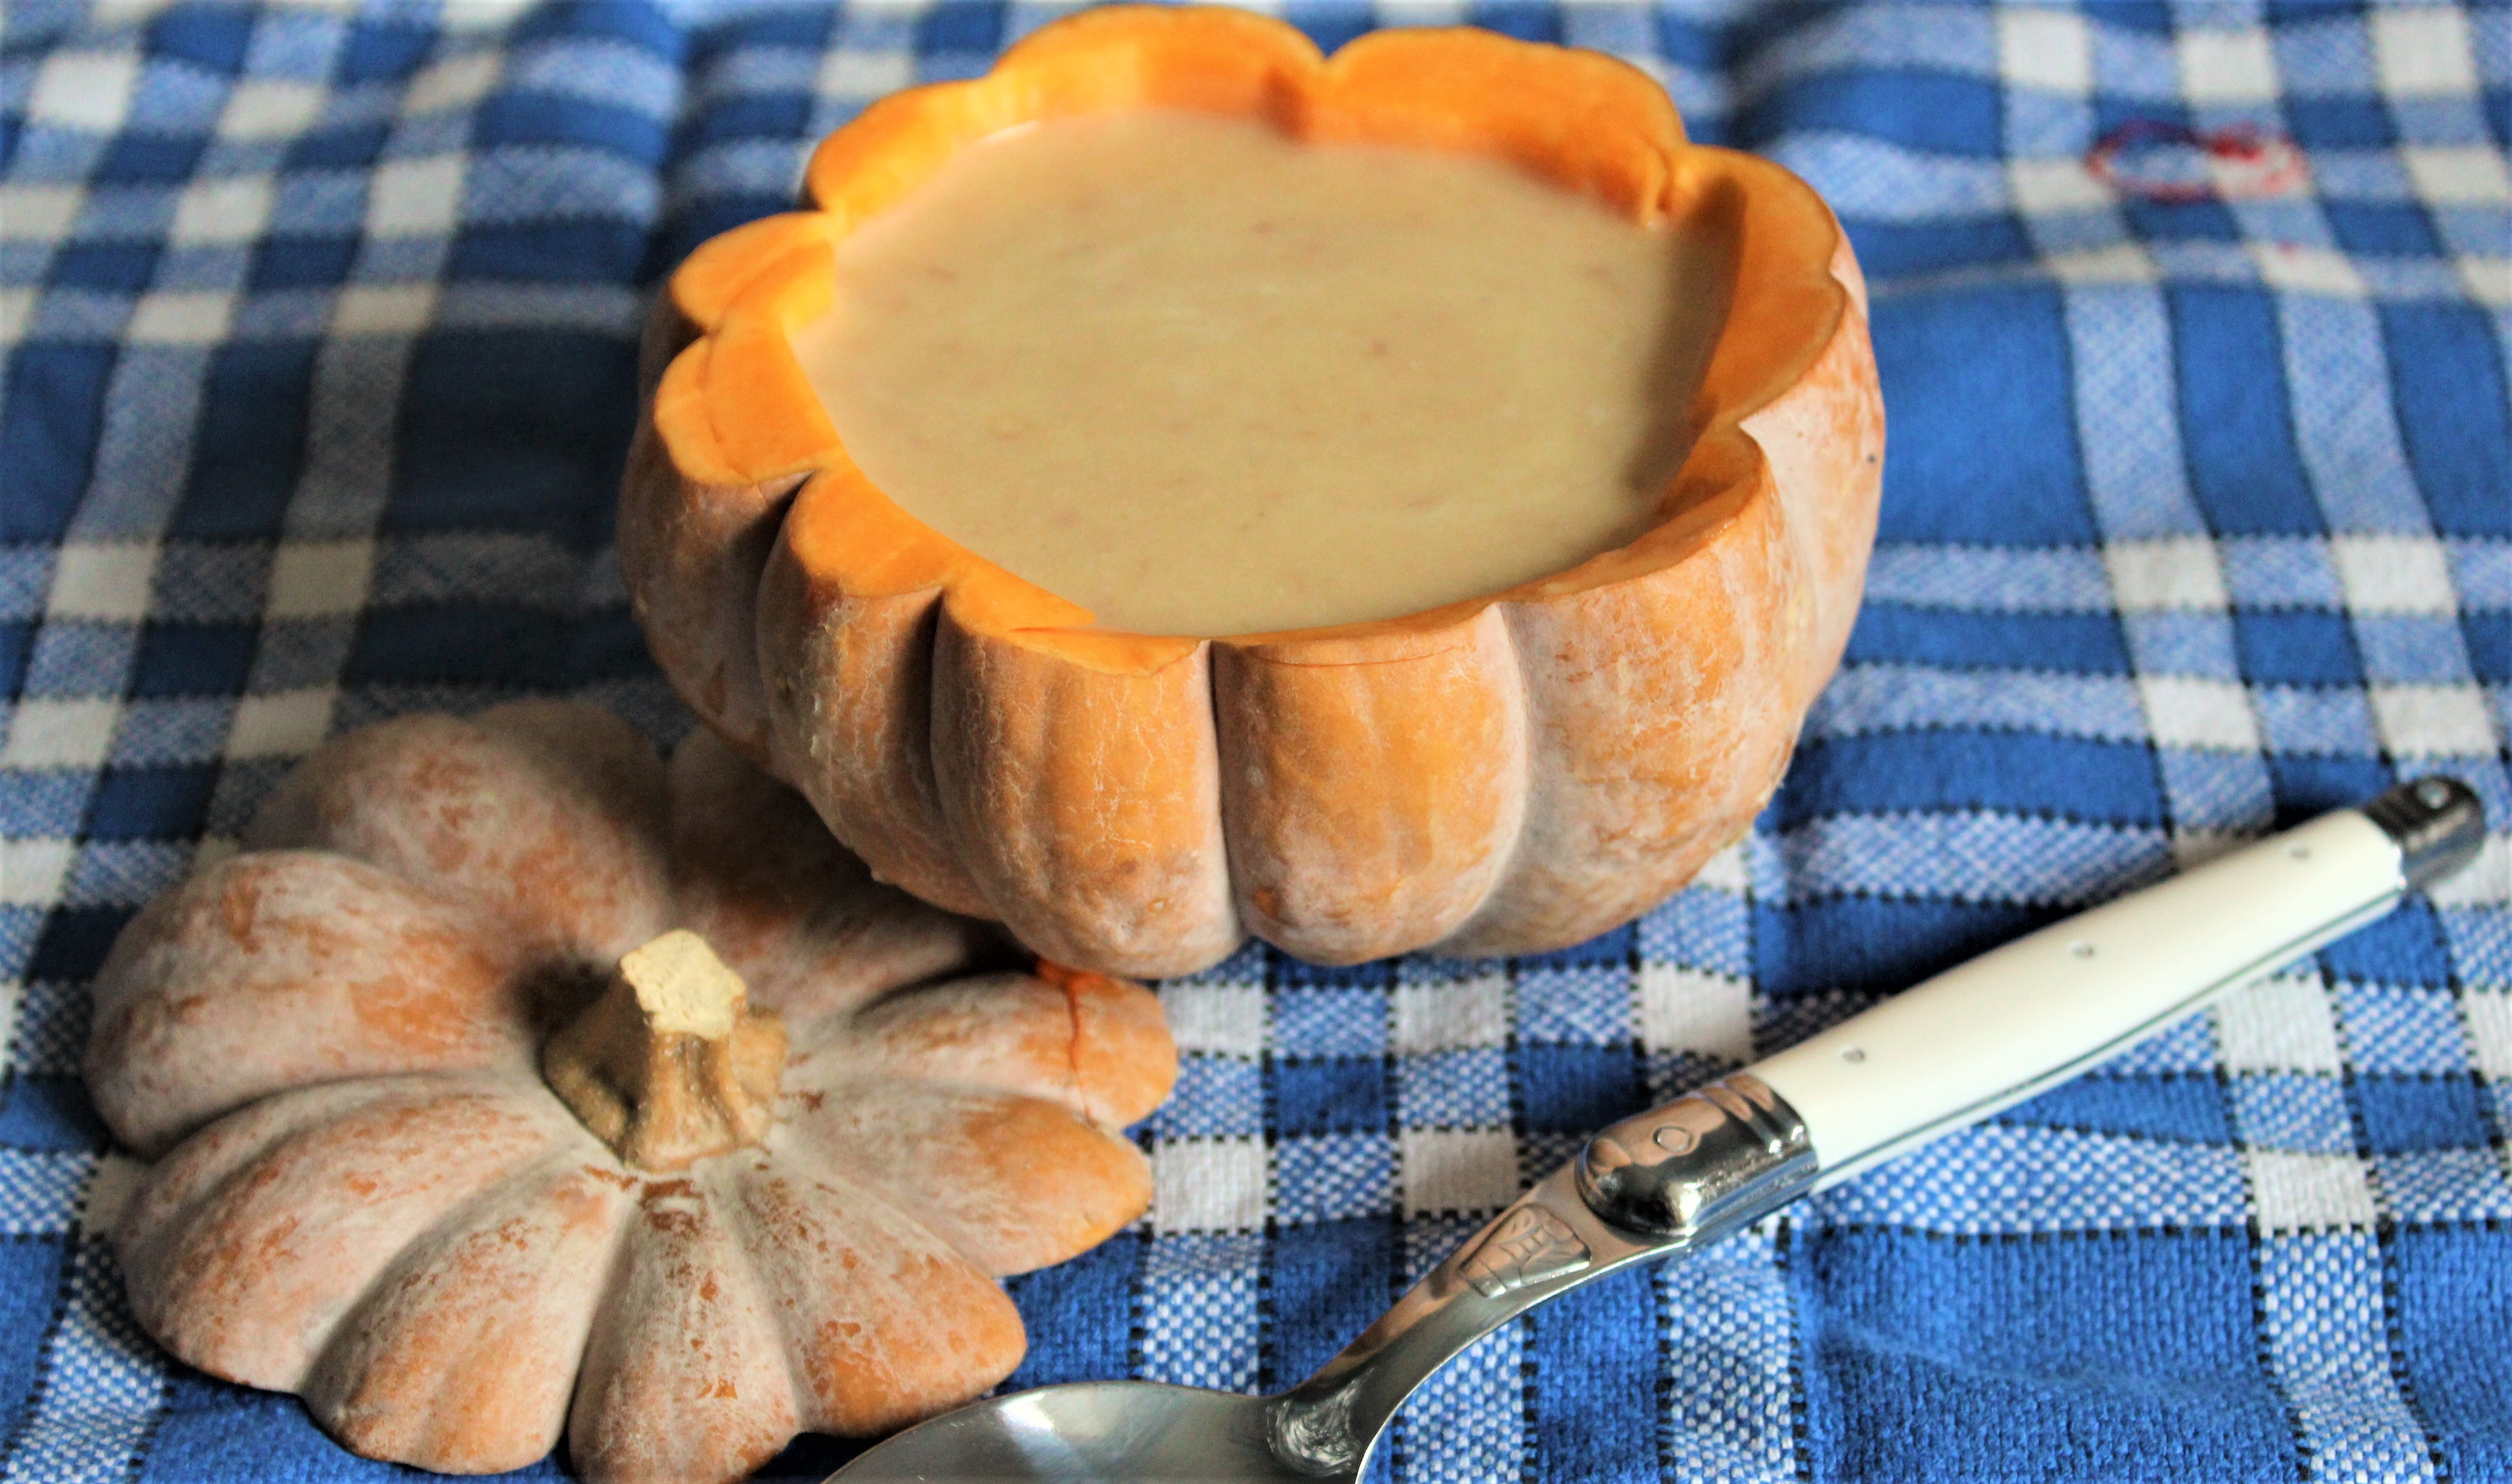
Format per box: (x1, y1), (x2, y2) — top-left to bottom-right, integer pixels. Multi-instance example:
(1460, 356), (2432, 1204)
(2, 2), (2508, 1479)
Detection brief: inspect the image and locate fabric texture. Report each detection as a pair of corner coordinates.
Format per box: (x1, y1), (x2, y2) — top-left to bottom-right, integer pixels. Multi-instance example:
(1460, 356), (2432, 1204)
(2, 1), (2508, 1480)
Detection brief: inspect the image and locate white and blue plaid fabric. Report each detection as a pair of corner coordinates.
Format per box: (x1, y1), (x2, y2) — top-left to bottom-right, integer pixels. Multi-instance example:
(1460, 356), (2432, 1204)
(2, 2), (2508, 1480)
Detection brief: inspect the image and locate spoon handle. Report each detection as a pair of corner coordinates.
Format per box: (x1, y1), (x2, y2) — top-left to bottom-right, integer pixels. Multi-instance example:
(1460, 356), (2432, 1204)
(1650, 773), (2476, 1205)
(1271, 776), (2484, 1475)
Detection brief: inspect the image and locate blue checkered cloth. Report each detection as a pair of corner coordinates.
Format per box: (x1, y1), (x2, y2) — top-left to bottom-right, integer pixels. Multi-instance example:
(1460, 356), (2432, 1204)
(3, 2), (2508, 1480)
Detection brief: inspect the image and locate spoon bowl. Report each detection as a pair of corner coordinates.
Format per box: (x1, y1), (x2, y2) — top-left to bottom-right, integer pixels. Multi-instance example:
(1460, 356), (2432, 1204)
(835, 1382), (1302, 1481)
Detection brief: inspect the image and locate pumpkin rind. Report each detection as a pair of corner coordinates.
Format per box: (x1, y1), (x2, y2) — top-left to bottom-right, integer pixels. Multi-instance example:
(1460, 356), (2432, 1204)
(85, 703), (1177, 1482)
(242, 701), (672, 959)
(85, 854), (534, 1155)
(305, 1156), (634, 1472)
(567, 1174), (800, 1484)
(625, 5), (1884, 974)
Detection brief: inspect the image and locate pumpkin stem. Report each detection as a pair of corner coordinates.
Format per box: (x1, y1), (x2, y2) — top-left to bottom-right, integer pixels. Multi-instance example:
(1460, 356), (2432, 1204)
(542, 929), (788, 1171)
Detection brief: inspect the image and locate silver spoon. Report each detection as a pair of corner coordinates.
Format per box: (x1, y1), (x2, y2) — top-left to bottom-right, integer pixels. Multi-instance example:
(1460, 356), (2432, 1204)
(832, 778), (2483, 1482)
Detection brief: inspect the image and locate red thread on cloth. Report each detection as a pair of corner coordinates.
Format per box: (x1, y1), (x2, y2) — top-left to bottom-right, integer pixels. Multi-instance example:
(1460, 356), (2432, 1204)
(2085, 120), (2306, 202)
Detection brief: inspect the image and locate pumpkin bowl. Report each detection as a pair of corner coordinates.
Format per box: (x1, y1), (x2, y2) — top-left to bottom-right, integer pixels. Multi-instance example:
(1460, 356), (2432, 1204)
(83, 702), (1175, 1483)
(622, 5), (1882, 975)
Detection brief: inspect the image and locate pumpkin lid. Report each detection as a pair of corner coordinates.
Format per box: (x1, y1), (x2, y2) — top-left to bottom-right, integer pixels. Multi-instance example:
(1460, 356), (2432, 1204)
(83, 702), (1177, 1482)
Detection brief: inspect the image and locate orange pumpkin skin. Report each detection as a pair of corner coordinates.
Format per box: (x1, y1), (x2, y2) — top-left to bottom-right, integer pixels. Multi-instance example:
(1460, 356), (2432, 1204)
(623, 6), (1883, 974)
(84, 702), (1175, 1482)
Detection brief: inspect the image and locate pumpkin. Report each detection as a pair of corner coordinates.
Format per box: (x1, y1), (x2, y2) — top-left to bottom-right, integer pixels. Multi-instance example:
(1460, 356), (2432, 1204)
(621, 4), (1882, 976)
(82, 700), (1175, 1482)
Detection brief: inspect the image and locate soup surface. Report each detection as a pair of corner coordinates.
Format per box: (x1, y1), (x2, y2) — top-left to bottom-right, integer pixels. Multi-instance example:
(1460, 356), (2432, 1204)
(793, 109), (1727, 637)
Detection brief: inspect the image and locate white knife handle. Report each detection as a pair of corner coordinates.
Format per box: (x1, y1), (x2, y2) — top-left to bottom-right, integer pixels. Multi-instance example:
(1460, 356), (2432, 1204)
(1747, 777), (2482, 1187)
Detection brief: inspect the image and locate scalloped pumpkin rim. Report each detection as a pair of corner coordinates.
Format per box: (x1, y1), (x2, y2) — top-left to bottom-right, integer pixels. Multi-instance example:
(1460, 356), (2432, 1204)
(649, 4), (1850, 677)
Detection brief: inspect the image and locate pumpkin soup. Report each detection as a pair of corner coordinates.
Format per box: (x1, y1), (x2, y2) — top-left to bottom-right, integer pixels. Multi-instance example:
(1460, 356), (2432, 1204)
(792, 107), (1730, 638)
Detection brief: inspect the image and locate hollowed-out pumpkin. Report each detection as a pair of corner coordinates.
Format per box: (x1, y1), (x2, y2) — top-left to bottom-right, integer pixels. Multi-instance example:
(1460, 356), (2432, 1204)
(84, 702), (1174, 1482)
(621, 5), (1882, 976)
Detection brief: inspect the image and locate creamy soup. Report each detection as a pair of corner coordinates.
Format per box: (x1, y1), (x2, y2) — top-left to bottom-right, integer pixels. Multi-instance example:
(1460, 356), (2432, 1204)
(793, 109), (1728, 637)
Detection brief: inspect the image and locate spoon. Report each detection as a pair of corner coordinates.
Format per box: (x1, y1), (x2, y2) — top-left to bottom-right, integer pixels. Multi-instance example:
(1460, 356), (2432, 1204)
(833, 778), (2484, 1482)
